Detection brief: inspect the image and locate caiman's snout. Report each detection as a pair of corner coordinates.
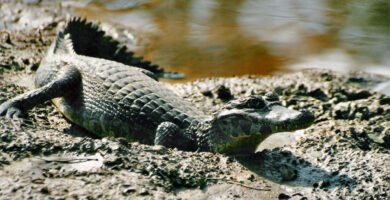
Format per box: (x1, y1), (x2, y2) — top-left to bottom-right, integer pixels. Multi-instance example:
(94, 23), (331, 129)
(215, 104), (314, 135)
(265, 105), (315, 132)
(206, 95), (315, 153)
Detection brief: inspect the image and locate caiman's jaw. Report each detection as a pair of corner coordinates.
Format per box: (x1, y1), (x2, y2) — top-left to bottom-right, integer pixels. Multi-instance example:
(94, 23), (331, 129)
(256, 104), (314, 132)
(200, 95), (315, 154)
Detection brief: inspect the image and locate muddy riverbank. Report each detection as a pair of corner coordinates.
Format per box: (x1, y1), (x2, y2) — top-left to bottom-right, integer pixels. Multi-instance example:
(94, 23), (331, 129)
(0, 1), (389, 199)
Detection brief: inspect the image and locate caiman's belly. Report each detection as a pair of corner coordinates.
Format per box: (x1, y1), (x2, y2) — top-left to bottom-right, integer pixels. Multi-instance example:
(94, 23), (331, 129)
(51, 97), (155, 143)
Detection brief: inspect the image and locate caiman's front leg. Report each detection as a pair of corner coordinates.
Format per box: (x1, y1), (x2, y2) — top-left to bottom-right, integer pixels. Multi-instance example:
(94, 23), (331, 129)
(154, 122), (180, 148)
(0, 66), (81, 118)
(154, 122), (197, 151)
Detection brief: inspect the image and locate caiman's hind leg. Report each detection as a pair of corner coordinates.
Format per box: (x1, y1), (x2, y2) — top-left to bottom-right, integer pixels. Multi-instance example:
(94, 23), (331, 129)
(154, 122), (196, 151)
(0, 66), (81, 118)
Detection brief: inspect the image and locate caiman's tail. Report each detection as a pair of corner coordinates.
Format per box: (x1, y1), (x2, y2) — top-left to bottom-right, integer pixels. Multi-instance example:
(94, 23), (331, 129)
(48, 18), (183, 79)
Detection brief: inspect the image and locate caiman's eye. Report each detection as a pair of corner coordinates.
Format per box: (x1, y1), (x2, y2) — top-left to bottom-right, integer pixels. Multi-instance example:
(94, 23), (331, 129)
(226, 96), (266, 109)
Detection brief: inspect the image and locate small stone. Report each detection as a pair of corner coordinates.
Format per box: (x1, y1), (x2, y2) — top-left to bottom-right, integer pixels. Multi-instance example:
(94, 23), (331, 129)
(319, 180), (330, 189)
(122, 187), (136, 195)
(373, 126), (384, 133)
(331, 171), (339, 176)
(11, 186), (19, 192)
(40, 186), (50, 194)
(138, 188), (149, 196)
(247, 174), (256, 182)
(379, 97), (390, 105)
(216, 85), (233, 100)
(103, 155), (123, 168)
(117, 137), (130, 147)
(0, 31), (12, 45)
(292, 193), (303, 197)
(201, 90), (213, 97)
(320, 72), (333, 81)
(345, 90), (371, 101)
(278, 193), (291, 199)
(308, 88), (328, 101)
(273, 86), (284, 95)
(31, 178), (45, 184)
(264, 92), (280, 102)
(297, 84), (308, 93)
(333, 102), (352, 119)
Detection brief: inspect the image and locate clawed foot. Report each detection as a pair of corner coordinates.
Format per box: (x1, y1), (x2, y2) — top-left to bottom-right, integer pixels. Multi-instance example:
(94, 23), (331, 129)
(0, 100), (24, 118)
(155, 122), (196, 151)
(154, 122), (179, 148)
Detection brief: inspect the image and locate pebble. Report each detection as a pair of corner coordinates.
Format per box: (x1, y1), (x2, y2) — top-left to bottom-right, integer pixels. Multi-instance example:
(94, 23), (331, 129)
(216, 85), (233, 100)
(278, 193), (291, 200)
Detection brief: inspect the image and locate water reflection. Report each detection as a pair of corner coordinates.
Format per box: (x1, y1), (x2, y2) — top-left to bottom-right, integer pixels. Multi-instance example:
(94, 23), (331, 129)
(76, 0), (390, 81)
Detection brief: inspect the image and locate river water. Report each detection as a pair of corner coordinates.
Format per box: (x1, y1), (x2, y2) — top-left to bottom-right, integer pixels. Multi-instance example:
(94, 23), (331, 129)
(76, 0), (390, 81)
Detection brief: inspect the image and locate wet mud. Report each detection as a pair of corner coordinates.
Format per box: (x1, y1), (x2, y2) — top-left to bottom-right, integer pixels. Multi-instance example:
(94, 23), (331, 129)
(0, 1), (389, 199)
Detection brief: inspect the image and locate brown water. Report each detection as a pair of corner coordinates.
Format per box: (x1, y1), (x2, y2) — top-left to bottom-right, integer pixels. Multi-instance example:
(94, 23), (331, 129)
(76, 0), (390, 81)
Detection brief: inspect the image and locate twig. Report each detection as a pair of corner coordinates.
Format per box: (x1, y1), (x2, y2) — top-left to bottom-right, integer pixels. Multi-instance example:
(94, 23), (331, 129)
(38, 157), (99, 163)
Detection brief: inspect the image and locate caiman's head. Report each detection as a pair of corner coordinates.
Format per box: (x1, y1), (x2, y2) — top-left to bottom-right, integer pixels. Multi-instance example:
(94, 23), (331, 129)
(196, 93), (314, 154)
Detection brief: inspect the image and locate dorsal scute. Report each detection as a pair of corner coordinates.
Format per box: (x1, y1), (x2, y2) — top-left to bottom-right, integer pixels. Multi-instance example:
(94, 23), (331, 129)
(50, 17), (165, 76)
(49, 29), (76, 55)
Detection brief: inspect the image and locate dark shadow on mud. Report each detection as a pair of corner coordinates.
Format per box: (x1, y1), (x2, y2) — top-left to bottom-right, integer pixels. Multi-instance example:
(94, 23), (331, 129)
(66, 123), (102, 139)
(233, 149), (357, 190)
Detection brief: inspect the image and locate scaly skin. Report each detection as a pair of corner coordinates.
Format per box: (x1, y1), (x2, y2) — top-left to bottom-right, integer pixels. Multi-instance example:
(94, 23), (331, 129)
(0, 18), (314, 153)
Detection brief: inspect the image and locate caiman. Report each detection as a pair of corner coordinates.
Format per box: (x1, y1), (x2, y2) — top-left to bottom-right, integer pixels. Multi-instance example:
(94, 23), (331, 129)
(0, 18), (314, 154)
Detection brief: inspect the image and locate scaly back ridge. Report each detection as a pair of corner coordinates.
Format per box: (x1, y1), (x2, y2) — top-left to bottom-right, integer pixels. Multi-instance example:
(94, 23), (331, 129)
(58, 17), (165, 75)
(49, 28), (75, 55)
